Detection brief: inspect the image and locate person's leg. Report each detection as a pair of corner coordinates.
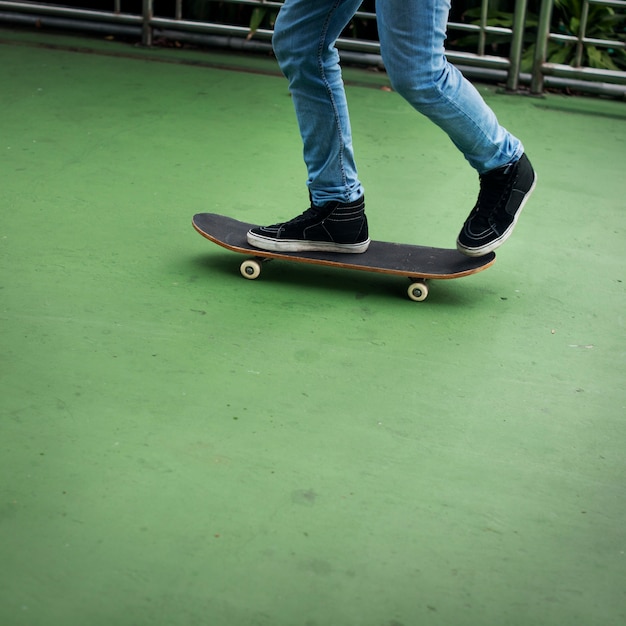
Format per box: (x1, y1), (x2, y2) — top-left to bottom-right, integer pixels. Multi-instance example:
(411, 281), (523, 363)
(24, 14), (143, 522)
(377, 0), (536, 256)
(247, 0), (369, 253)
(376, 0), (521, 172)
(273, 0), (364, 204)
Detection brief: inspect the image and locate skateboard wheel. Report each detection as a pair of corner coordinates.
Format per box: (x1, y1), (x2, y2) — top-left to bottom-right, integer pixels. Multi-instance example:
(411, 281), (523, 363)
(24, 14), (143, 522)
(240, 259), (262, 280)
(407, 281), (428, 302)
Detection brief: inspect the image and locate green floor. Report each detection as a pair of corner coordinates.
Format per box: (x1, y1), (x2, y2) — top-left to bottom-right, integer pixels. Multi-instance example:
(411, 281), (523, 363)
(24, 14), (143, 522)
(1, 27), (625, 626)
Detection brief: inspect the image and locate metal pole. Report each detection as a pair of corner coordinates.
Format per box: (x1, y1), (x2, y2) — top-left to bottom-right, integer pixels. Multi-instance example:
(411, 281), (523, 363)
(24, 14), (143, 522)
(576, 0), (591, 67)
(531, 0), (554, 95)
(478, 0), (488, 57)
(507, 0), (528, 91)
(142, 0), (153, 46)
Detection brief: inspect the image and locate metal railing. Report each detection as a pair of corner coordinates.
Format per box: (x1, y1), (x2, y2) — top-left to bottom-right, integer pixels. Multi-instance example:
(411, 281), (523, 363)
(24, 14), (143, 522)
(531, 0), (626, 94)
(0, 0), (624, 96)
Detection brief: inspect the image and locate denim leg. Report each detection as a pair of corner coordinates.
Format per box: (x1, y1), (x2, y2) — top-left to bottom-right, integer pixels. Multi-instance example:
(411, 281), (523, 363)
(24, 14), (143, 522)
(376, 0), (524, 173)
(272, 0), (364, 204)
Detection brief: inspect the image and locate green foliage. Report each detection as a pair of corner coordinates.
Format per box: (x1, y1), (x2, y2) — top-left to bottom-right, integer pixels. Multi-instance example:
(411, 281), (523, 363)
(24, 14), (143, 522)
(551, 0), (626, 70)
(457, 0), (626, 71)
(183, 1), (626, 71)
(185, 0), (245, 23)
(450, 8), (540, 56)
(246, 5), (278, 39)
(210, 0), (378, 42)
(183, 0), (277, 38)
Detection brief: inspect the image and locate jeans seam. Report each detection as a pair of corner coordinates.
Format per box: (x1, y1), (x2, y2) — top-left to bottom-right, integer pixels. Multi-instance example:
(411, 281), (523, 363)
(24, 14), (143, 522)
(317, 0), (348, 200)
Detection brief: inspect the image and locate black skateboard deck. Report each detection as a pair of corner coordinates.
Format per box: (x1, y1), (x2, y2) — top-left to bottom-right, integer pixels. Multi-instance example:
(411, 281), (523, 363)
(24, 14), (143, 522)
(192, 213), (495, 301)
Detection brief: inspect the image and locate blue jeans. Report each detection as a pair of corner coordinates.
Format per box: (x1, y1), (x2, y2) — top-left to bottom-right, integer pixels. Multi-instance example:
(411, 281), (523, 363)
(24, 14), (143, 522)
(273, 0), (524, 205)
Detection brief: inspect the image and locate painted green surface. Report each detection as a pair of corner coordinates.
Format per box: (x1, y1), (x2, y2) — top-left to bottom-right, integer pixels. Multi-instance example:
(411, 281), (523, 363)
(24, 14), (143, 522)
(1, 28), (625, 626)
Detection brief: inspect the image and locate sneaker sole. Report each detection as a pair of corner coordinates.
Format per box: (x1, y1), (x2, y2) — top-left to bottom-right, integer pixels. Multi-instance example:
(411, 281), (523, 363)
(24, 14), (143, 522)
(247, 231), (371, 254)
(457, 172), (538, 258)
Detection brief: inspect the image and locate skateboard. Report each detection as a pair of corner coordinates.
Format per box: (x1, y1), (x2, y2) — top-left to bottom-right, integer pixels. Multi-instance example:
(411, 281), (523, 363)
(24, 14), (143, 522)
(192, 213), (495, 301)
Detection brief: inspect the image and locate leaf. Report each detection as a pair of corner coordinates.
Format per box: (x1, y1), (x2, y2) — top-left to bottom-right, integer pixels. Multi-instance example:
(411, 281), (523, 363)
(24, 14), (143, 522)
(586, 45), (620, 71)
(548, 42), (574, 65)
(247, 7), (267, 40)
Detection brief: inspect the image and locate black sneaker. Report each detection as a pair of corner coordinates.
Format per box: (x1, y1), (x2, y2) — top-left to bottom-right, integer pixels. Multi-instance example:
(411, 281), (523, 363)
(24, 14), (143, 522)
(247, 195), (370, 253)
(457, 153), (537, 257)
